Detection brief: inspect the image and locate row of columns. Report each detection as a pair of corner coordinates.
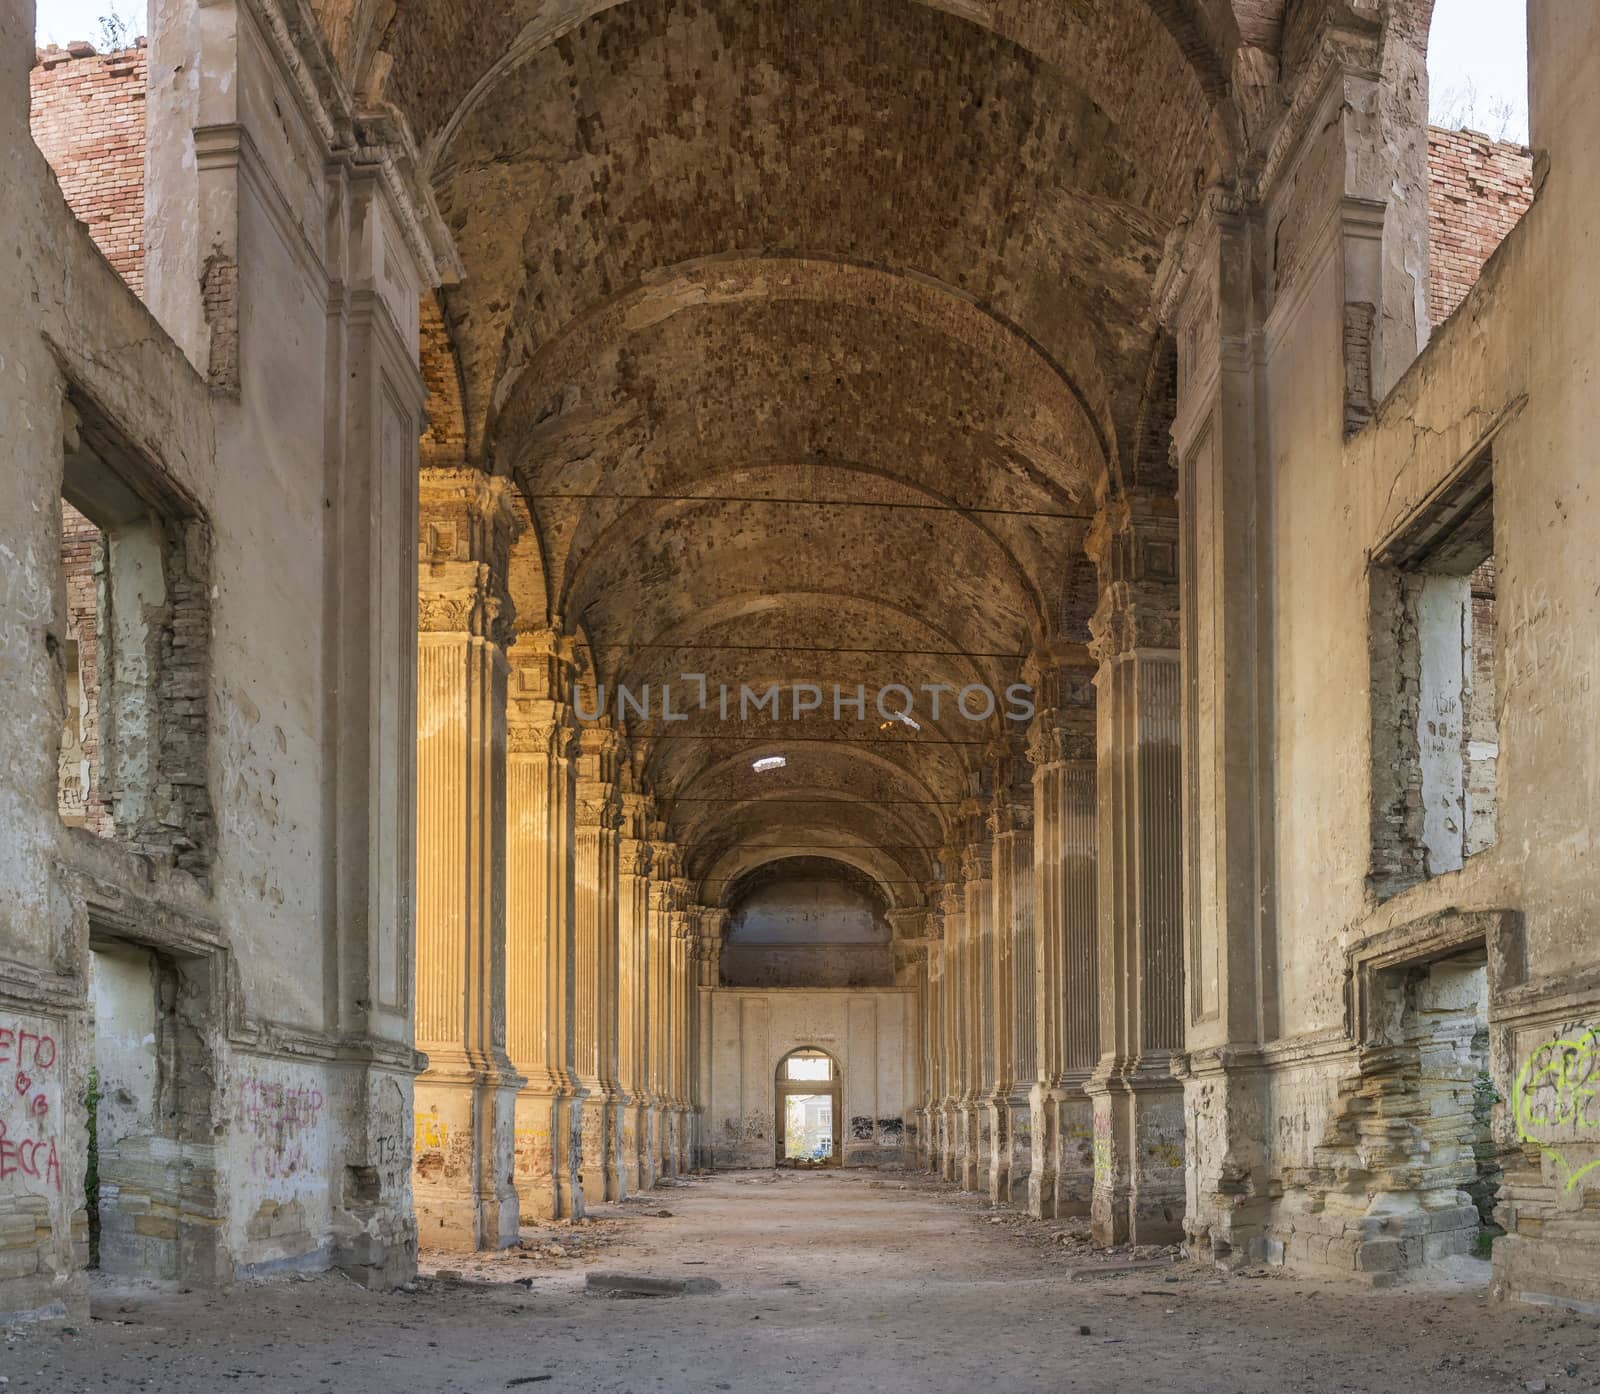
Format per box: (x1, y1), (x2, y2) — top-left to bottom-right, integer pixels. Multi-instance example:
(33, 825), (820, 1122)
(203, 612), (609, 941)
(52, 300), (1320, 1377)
(411, 469), (715, 1249)
(917, 498), (1186, 1245)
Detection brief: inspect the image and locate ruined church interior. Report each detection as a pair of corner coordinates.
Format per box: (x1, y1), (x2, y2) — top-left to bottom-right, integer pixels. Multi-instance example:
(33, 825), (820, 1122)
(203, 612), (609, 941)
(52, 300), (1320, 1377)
(3, 0), (1599, 1387)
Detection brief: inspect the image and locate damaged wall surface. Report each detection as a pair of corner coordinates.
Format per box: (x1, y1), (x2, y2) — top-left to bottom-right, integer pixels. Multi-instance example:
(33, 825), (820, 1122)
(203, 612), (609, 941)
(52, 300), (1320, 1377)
(702, 990), (916, 1170)
(5, 0), (1600, 1334)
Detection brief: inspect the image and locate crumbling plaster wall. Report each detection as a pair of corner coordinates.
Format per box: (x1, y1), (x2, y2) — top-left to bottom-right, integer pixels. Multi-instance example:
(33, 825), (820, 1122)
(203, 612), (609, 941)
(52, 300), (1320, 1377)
(1260, 0), (1598, 1304)
(1, 0), (427, 1319)
(702, 990), (916, 1170)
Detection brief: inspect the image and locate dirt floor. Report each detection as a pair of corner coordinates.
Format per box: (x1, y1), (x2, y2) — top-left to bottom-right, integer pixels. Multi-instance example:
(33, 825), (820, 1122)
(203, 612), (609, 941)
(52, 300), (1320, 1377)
(4, 1170), (1599, 1393)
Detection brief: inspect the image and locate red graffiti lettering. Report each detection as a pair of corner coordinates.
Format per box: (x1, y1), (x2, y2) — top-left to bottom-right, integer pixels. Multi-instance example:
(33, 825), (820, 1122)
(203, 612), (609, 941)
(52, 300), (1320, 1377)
(0, 1027), (56, 1072)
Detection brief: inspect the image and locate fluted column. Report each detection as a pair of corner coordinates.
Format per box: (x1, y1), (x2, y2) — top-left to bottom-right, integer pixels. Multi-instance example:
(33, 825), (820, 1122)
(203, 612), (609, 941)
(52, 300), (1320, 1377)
(413, 468), (523, 1251)
(937, 877), (964, 1181)
(992, 778), (1034, 1208)
(689, 907), (724, 1170)
(1087, 495), (1186, 1245)
(960, 842), (991, 1193)
(888, 908), (933, 1167)
(1026, 661), (1099, 1219)
(617, 799), (655, 1192)
(919, 922), (944, 1171)
(505, 627), (584, 1220)
(646, 845), (679, 1178)
(574, 727), (625, 1202)
(983, 786), (1016, 1205)
(667, 884), (695, 1174)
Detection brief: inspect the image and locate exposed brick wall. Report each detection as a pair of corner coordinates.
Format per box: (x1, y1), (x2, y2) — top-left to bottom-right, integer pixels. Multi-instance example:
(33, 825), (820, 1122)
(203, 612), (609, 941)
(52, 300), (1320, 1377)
(59, 502), (112, 837)
(419, 294), (468, 467)
(25, 45), (1533, 387)
(28, 41), (147, 296)
(1427, 127), (1534, 327)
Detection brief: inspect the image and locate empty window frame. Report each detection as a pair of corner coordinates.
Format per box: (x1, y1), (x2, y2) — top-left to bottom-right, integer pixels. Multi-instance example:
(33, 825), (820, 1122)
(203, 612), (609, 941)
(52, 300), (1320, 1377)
(1369, 451), (1497, 897)
(56, 389), (213, 874)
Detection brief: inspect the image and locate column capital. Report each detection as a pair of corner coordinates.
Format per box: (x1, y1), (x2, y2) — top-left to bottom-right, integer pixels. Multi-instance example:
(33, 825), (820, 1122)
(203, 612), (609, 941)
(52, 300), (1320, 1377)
(936, 879), (965, 923)
(1027, 704), (1095, 768)
(1087, 497), (1180, 664)
(506, 704), (576, 758)
(618, 791), (655, 840)
(886, 907), (931, 941)
(418, 468), (523, 647)
(961, 842), (993, 884)
(575, 783), (622, 830)
(618, 837), (653, 878)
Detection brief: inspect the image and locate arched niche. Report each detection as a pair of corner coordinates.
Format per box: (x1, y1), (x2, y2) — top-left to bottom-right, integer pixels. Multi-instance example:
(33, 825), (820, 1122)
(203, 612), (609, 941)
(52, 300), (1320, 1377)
(721, 857), (893, 989)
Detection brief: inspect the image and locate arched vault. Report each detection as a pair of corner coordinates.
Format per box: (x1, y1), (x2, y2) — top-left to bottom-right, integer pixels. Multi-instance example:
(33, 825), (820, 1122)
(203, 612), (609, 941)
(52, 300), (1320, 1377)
(315, 0), (1268, 904)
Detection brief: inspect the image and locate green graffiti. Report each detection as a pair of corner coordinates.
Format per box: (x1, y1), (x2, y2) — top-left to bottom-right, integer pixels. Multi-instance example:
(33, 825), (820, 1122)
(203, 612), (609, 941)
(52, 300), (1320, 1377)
(1513, 1027), (1600, 1192)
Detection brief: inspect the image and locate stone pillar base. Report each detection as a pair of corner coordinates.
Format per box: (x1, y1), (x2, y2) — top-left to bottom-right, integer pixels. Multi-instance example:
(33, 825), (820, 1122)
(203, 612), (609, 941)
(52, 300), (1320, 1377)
(1178, 1054), (1273, 1265)
(626, 1099), (656, 1191)
(958, 1102), (983, 1192)
(659, 1108), (680, 1177)
(1057, 1086), (1095, 1217)
(512, 1087), (584, 1221)
(1088, 1063), (1185, 1246)
(578, 1092), (626, 1203)
(1027, 1083), (1060, 1219)
(934, 1107), (953, 1184)
(1008, 1092), (1031, 1207)
(648, 1106), (668, 1180)
(413, 1068), (521, 1252)
(984, 1095), (1011, 1205)
(673, 1107), (692, 1173)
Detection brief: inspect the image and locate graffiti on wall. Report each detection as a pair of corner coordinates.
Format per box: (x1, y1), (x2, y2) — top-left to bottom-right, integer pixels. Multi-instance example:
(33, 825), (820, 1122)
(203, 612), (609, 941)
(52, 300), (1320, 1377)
(237, 1073), (325, 1180)
(1514, 1024), (1600, 1192)
(0, 1017), (61, 1191)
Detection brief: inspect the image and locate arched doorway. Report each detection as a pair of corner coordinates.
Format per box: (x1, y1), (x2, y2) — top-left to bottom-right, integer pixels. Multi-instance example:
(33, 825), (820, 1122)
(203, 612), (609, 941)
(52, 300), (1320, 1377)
(775, 1048), (841, 1168)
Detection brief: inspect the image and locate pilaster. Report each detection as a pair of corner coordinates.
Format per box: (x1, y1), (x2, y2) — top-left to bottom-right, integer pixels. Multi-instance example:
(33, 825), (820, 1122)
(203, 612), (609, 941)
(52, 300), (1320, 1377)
(920, 917), (946, 1172)
(413, 468), (524, 1251)
(666, 880), (697, 1175)
(1086, 496), (1186, 1245)
(1026, 663), (1100, 1219)
(617, 800), (655, 1192)
(573, 727), (625, 1202)
(689, 906), (725, 1170)
(987, 772), (1032, 1207)
(936, 876), (965, 1183)
(1165, 192), (1280, 1265)
(960, 841), (992, 1194)
(646, 845), (680, 1179)
(504, 627), (584, 1220)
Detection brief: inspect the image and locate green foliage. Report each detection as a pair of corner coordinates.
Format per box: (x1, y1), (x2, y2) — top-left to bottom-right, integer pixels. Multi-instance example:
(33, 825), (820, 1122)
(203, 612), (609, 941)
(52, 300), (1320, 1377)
(84, 1067), (100, 1268)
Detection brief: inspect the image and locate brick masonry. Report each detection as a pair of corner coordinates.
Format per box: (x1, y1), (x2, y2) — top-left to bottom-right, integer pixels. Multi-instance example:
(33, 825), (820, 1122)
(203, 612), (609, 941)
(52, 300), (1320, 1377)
(28, 44), (1534, 398)
(29, 42), (147, 297)
(1426, 126), (1535, 326)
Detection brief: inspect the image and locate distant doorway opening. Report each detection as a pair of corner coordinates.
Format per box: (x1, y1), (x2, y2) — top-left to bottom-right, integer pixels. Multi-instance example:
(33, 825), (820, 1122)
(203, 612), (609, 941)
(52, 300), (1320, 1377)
(776, 1049), (841, 1168)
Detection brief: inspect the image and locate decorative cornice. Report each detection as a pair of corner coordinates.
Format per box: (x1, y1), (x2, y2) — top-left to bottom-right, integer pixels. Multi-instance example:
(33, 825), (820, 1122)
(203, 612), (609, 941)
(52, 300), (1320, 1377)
(242, 0), (461, 283)
(1247, 9), (1383, 205)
